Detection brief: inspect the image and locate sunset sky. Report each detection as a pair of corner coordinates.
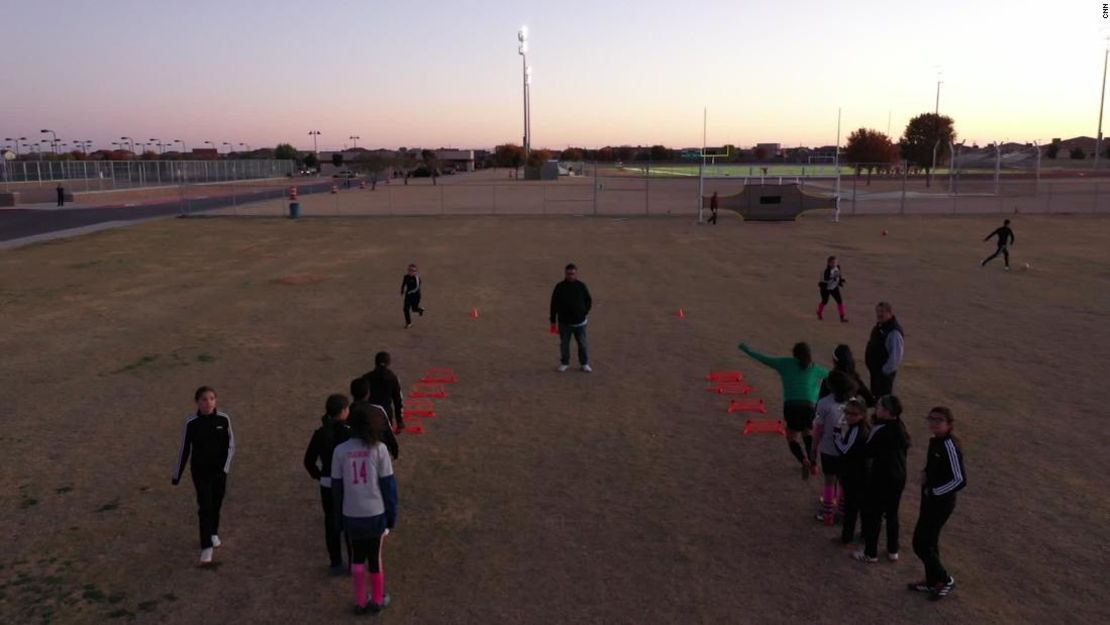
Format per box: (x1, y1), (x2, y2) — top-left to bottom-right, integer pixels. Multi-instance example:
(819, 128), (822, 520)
(2, 0), (1104, 152)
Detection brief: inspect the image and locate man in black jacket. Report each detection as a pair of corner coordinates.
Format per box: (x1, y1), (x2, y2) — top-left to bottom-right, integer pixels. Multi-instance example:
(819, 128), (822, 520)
(865, 301), (904, 397)
(549, 263), (593, 372)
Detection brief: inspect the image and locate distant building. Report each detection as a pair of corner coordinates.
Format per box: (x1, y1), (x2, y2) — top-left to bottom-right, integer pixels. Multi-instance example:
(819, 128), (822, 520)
(191, 148), (218, 160)
(754, 143), (782, 158)
(434, 149), (475, 172)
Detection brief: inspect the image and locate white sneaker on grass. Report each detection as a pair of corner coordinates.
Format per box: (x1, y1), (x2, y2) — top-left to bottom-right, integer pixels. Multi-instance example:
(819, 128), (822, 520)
(557, 364), (569, 372)
(887, 552), (899, 562)
(211, 535), (221, 548)
(581, 364), (593, 373)
(199, 548), (214, 564)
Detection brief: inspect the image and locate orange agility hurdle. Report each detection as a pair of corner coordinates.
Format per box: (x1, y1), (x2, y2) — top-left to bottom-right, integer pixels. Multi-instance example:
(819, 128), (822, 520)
(742, 419), (786, 436)
(410, 383), (447, 399)
(420, 368), (458, 384)
(706, 371), (744, 383)
(706, 381), (757, 395)
(727, 398), (767, 414)
(403, 399), (436, 418)
(397, 424), (425, 435)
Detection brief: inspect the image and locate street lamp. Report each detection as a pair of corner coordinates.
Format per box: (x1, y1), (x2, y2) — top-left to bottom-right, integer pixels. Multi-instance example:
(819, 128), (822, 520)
(4, 137), (26, 156)
(223, 142), (233, 155)
(149, 138), (161, 154)
(240, 142), (249, 152)
(517, 26), (531, 167)
(174, 139), (187, 154)
(929, 68), (942, 185)
(121, 136), (135, 153)
(308, 130), (321, 153)
(41, 129), (58, 154)
(1097, 37), (1109, 170)
(349, 135), (360, 149)
(203, 140), (215, 152)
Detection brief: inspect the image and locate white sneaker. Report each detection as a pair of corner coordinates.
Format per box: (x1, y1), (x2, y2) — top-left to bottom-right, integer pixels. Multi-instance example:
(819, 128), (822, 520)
(887, 552), (899, 562)
(210, 535), (221, 548)
(581, 364), (593, 373)
(557, 364), (569, 372)
(199, 548), (214, 564)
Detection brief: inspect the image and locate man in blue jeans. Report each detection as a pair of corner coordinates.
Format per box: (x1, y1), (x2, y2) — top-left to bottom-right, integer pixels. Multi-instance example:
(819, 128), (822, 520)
(549, 263), (593, 373)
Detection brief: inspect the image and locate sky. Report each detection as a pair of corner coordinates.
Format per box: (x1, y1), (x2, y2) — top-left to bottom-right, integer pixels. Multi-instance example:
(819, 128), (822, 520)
(0, 0), (1104, 152)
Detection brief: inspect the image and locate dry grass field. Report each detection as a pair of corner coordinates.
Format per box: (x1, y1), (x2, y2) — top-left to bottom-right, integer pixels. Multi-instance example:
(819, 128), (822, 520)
(1, 213), (1108, 625)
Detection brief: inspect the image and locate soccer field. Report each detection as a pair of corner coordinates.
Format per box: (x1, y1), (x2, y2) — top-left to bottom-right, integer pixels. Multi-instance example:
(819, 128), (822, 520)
(2, 215), (1109, 624)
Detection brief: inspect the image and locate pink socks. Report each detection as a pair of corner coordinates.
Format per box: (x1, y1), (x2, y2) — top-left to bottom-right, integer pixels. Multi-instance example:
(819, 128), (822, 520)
(817, 304), (826, 320)
(370, 572), (386, 606)
(351, 564), (368, 608)
(837, 303), (847, 320)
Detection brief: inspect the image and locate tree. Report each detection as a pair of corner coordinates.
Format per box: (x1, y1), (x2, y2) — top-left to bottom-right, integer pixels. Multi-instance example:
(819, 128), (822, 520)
(649, 145), (672, 161)
(303, 152), (318, 169)
(753, 146), (768, 161)
(274, 143), (298, 161)
(899, 113), (956, 187)
(843, 128), (900, 184)
(1070, 147), (1086, 160)
(493, 144), (524, 168)
(526, 149), (552, 167)
(1045, 143), (1058, 159)
(560, 147), (585, 161)
(421, 149), (439, 184)
(331, 152), (344, 167)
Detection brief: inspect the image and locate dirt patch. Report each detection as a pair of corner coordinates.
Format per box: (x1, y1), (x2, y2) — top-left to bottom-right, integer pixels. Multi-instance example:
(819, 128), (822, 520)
(273, 273), (329, 286)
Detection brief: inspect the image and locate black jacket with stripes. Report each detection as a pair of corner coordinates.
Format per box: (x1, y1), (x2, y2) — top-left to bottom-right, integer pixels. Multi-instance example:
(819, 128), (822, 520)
(923, 435), (967, 497)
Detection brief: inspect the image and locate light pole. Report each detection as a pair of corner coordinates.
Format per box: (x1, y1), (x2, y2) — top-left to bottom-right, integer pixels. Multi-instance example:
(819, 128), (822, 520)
(5, 137), (26, 157)
(121, 136), (135, 153)
(517, 26), (531, 169)
(223, 142), (233, 155)
(174, 139), (186, 154)
(41, 129), (58, 154)
(149, 138), (161, 155)
(308, 130), (321, 153)
(349, 136), (360, 149)
(240, 142), (249, 152)
(930, 69), (942, 186)
(204, 140), (215, 152)
(1097, 38), (1109, 170)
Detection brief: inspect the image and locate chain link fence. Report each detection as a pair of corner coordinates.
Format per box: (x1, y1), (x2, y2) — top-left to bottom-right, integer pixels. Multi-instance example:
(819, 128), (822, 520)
(0, 159), (295, 190)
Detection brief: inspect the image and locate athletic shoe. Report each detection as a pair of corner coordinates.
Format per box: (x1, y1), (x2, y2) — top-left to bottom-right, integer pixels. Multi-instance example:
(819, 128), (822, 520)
(887, 552), (899, 562)
(581, 364), (593, 373)
(929, 577), (955, 601)
(557, 364), (569, 372)
(404, 323), (412, 329)
(210, 535), (221, 548)
(329, 564), (346, 576)
(906, 580), (933, 593)
(417, 308), (425, 316)
(817, 312), (823, 320)
(851, 550), (878, 563)
(355, 602), (381, 616)
(199, 548), (213, 564)
(840, 317), (849, 323)
(1004, 266), (1011, 272)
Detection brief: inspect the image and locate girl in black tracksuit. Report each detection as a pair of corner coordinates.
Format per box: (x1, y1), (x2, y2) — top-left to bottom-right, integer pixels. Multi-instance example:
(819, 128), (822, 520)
(303, 394), (351, 571)
(817, 255), (847, 322)
(855, 395), (911, 563)
(818, 344), (875, 408)
(835, 398), (870, 545)
(909, 406), (967, 601)
(400, 264), (425, 328)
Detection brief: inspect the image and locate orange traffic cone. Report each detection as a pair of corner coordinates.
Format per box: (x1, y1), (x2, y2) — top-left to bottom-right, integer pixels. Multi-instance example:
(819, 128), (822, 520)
(289, 186), (298, 200)
(330, 184), (338, 194)
(675, 308), (686, 319)
(470, 308), (480, 319)
(360, 180), (367, 190)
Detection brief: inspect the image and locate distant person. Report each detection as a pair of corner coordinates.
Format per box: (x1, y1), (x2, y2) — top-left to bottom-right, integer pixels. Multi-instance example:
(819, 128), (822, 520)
(865, 302), (904, 397)
(400, 264), (425, 329)
(739, 341), (829, 479)
(980, 219), (1015, 270)
(350, 377), (398, 460)
(908, 406), (966, 601)
(303, 394), (351, 573)
(549, 263), (593, 372)
(371, 172), (378, 190)
(362, 351), (406, 433)
(818, 344), (874, 407)
(56, 184), (64, 207)
(171, 386), (236, 565)
(331, 403), (398, 615)
(835, 398), (870, 545)
(708, 191), (719, 225)
(855, 395), (911, 564)
(817, 255), (848, 323)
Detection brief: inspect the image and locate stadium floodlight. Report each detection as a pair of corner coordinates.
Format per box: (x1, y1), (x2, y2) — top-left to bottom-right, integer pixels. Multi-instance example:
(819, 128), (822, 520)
(240, 142), (249, 152)
(41, 129), (58, 154)
(349, 135), (360, 149)
(308, 130), (321, 153)
(121, 136), (135, 153)
(1097, 38), (1109, 170)
(174, 139), (186, 154)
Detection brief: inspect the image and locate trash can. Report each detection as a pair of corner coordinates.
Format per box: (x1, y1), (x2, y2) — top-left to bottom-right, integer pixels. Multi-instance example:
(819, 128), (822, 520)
(289, 201), (300, 219)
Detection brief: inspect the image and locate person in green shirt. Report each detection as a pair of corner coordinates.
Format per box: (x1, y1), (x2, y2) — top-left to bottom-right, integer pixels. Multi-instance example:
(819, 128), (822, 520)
(739, 341), (830, 480)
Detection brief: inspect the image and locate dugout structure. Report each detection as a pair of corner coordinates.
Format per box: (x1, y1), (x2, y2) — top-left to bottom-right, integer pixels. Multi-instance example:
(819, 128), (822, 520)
(703, 183), (835, 221)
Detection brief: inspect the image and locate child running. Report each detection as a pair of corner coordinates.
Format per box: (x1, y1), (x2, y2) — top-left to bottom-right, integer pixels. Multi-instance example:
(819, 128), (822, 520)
(171, 386), (236, 564)
(812, 371), (857, 525)
(400, 263), (425, 329)
(835, 398), (870, 546)
(818, 344), (875, 407)
(350, 377), (399, 460)
(817, 255), (848, 322)
(303, 394), (351, 573)
(739, 341), (830, 479)
(908, 406), (967, 601)
(331, 403), (399, 615)
(980, 219), (1015, 270)
(854, 395), (911, 563)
